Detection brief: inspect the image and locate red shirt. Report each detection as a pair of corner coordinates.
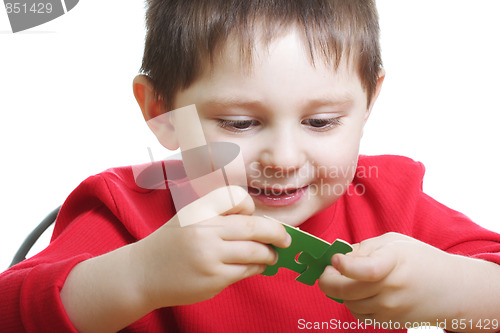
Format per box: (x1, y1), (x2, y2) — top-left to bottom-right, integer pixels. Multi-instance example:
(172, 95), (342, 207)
(2, 155), (500, 332)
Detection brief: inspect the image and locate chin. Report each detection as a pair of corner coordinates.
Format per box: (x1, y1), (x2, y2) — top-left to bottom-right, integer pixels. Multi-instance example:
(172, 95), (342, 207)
(253, 205), (311, 227)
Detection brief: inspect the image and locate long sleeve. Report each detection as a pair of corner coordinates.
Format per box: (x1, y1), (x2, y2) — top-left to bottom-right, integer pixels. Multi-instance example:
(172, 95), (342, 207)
(0, 163), (175, 332)
(413, 192), (500, 264)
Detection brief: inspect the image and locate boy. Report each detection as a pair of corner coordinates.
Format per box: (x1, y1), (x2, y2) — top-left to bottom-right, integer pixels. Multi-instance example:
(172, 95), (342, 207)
(2, 0), (500, 332)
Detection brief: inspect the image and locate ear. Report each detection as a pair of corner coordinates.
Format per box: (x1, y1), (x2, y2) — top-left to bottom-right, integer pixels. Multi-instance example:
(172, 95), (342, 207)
(133, 75), (179, 150)
(133, 75), (164, 121)
(364, 69), (386, 124)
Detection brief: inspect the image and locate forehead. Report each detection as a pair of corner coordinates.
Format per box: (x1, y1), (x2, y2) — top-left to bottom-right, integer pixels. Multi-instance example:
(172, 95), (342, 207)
(209, 25), (359, 79)
(175, 29), (366, 110)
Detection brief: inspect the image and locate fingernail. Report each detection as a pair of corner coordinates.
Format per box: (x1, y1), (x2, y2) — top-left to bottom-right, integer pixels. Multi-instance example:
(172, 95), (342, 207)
(272, 252), (279, 265)
(331, 254), (341, 268)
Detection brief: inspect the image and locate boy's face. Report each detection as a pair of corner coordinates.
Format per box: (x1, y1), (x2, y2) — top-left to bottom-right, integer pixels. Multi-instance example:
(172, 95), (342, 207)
(169, 30), (380, 227)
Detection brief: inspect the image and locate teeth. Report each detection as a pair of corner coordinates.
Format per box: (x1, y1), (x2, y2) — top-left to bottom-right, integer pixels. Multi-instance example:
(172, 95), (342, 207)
(248, 186), (306, 196)
(262, 188), (298, 196)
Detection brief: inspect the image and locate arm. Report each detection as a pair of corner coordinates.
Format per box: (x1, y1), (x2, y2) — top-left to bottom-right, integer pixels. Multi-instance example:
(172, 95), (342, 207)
(60, 186), (290, 333)
(318, 232), (500, 332)
(317, 160), (500, 332)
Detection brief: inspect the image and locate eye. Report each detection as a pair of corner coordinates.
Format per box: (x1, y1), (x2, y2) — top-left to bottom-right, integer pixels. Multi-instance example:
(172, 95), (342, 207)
(301, 117), (342, 131)
(216, 119), (260, 132)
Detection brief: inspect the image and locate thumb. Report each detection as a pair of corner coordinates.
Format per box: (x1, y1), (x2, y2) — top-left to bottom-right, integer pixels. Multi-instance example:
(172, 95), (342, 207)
(176, 185), (254, 227)
(220, 186), (255, 216)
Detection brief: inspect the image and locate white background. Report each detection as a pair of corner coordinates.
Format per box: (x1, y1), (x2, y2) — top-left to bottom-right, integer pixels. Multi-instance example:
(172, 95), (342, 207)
(1, 1), (499, 331)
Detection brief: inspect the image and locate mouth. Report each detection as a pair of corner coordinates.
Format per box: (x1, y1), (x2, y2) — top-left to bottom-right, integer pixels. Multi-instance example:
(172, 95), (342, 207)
(248, 185), (309, 207)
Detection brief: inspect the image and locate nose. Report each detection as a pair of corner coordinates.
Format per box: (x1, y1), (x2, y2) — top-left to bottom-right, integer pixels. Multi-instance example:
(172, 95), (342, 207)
(259, 126), (307, 173)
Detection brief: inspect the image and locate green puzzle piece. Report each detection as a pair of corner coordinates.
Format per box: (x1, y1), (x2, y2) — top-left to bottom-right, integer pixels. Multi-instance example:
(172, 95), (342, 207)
(296, 239), (353, 286)
(261, 223), (331, 276)
(261, 216), (353, 304)
(297, 240), (353, 304)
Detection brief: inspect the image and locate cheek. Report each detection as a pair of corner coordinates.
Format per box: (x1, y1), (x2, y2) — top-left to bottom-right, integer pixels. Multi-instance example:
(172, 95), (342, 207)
(315, 156), (358, 184)
(310, 142), (360, 197)
(320, 122), (363, 179)
(310, 155), (358, 210)
(313, 134), (360, 173)
(229, 140), (258, 167)
(214, 140), (261, 185)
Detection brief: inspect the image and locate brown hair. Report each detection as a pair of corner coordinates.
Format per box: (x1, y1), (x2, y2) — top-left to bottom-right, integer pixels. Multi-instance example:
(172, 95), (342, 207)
(141, 0), (382, 110)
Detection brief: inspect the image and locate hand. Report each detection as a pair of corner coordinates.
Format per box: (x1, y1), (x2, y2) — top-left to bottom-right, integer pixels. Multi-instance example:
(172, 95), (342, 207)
(318, 232), (456, 325)
(131, 185), (291, 309)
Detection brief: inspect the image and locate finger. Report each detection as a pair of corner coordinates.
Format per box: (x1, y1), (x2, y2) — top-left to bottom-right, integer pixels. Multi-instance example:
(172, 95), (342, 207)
(221, 186), (255, 216)
(176, 185), (254, 227)
(318, 266), (382, 301)
(348, 312), (374, 323)
(343, 297), (378, 316)
(222, 263), (268, 284)
(218, 216), (291, 248)
(344, 292), (408, 321)
(353, 232), (410, 256)
(221, 242), (277, 265)
(332, 249), (396, 282)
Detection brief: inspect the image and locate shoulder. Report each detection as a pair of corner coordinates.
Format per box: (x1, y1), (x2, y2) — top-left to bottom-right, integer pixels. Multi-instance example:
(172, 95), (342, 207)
(318, 155), (430, 241)
(357, 154), (425, 176)
(76, 160), (186, 195)
(346, 155), (426, 230)
(355, 154), (425, 189)
(54, 161), (182, 238)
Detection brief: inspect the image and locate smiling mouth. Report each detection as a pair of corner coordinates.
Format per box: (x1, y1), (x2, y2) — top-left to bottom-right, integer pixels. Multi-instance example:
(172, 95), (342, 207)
(247, 185), (310, 206)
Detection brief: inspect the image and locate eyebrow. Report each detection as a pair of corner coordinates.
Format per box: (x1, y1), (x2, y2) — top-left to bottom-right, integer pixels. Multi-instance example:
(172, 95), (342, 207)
(198, 98), (264, 111)
(301, 94), (355, 110)
(198, 92), (355, 113)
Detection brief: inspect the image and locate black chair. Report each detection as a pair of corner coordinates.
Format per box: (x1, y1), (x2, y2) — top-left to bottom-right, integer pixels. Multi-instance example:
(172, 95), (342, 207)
(9, 206), (61, 268)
